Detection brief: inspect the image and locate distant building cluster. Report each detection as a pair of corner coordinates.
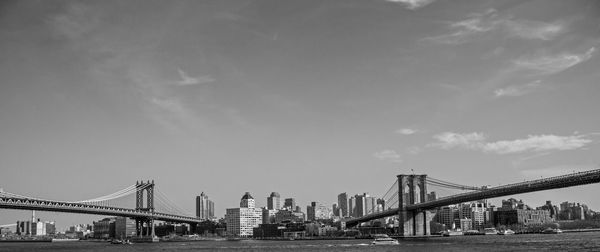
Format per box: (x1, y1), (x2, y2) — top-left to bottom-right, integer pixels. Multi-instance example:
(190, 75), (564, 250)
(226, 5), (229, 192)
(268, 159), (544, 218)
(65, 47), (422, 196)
(15, 219), (56, 236)
(335, 192), (385, 218)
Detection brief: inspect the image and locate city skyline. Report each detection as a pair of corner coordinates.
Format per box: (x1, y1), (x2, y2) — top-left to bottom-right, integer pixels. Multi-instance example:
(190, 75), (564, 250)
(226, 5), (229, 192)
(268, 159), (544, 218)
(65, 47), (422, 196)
(1, 0), (600, 228)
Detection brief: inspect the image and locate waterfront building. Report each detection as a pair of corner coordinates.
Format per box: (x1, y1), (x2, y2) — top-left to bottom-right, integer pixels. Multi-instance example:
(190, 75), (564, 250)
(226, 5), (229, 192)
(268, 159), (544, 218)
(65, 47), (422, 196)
(196, 192), (215, 220)
(307, 202), (333, 221)
(262, 208), (277, 224)
(438, 205), (459, 229)
(275, 209), (305, 223)
(284, 198), (296, 211)
(332, 203), (339, 217)
(307, 202), (316, 221)
(267, 192), (281, 210)
(348, 196), (356, 217)
(459, 218), (473, 231)
(337, 192), (349, 217)
(377, 198), (385, 212)
(470, 202), (487, 230)
(114, 217), (136, 238)
(93, 217), (116, 239)
(225, 192), (262, 237)
(354, 193), (367, 217)
(538, 201), (559, 219)
(493, 209), (554, 226)
(558, 201), (585, 220)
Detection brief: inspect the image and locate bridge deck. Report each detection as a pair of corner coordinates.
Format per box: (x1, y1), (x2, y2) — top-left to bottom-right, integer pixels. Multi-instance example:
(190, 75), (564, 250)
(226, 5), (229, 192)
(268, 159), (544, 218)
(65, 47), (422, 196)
(346, 168), (600, 226)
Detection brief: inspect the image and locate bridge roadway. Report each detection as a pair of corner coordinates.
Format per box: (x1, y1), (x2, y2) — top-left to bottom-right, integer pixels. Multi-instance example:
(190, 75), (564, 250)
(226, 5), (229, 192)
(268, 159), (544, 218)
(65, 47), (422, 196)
(346, 168), (600, 227)
(0, 197), (202, 224)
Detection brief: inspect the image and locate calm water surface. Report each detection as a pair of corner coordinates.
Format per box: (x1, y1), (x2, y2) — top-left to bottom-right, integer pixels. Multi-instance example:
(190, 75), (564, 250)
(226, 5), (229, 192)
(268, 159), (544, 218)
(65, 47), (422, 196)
(1, 232), (599, 251)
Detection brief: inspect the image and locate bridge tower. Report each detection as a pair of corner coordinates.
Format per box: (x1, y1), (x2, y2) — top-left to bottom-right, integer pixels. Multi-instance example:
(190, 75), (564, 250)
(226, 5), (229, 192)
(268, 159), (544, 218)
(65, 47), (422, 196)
(397, 174), (433, 236)
(135, 180), (155, 238)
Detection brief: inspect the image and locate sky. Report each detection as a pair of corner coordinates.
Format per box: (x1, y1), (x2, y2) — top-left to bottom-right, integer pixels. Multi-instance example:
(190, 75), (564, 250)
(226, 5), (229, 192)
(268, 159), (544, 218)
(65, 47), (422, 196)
(1, 0), (600, 229)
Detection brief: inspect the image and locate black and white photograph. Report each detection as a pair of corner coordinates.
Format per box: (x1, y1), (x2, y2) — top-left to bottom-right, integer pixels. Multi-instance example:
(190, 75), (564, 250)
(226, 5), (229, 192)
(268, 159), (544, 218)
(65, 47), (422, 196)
(1, 0), (600, 251)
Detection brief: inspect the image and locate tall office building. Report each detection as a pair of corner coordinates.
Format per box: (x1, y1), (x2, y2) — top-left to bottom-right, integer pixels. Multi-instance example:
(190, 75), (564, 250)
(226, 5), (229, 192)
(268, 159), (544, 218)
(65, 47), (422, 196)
(225, 192), (262, 237)
(196, 192), (215, 219)
(284, 198), (296, 210)
(337, 193), (348, 217)
(267, 192), (281, 210)
(354, 193), (368, 217)
(348, 196), (356, 217)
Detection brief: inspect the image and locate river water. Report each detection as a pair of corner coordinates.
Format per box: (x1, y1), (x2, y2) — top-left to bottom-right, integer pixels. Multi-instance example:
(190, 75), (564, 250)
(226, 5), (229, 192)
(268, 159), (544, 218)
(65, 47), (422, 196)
(1, 232), (599, 251)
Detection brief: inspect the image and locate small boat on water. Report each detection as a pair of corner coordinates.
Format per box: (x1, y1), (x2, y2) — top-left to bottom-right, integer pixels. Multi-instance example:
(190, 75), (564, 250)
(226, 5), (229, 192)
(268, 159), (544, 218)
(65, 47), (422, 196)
(498, 229), (515, 235)
(51, 238), (79, 242)
(463, 230), (483, 235)
(483, 228), (498, 235)
(542, 228), (563, 234)
(442, 230), (464, 236)
(371, 235), (399, 245)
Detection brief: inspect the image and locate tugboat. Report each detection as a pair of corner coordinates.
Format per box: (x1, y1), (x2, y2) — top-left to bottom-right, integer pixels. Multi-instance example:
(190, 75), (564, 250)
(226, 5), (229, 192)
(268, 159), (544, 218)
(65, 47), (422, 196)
(371, 234), (399, 245)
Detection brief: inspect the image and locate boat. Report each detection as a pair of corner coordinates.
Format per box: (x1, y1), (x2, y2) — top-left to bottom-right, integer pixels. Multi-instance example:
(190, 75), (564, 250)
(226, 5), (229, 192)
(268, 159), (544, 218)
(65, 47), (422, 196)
(442, 230), (464, 236)
(371, 235), (399, 245)
(498, 229), (515, 235)
(483, 228), (498, 235)
(463, 230), (483, 235)
(51, 238), (80, 242)
(542, 228), (563, 234)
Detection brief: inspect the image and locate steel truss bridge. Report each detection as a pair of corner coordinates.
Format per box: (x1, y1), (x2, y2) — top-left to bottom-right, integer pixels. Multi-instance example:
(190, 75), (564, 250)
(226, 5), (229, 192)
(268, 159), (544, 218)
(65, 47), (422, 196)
(346, 168), (600, 227)
(0, 181), (201, 224)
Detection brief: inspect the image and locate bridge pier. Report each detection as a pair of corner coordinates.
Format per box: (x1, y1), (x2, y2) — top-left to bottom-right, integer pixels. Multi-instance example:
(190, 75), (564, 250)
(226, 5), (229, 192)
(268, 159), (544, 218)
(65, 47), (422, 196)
(397, 174), (431, 236)
(135, 180), (157, 239)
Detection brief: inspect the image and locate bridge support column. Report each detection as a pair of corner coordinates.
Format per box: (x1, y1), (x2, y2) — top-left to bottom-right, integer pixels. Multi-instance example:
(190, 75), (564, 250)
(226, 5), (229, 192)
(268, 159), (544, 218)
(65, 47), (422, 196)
(397, 174), (431, 236)
(135, 180), (155, 238)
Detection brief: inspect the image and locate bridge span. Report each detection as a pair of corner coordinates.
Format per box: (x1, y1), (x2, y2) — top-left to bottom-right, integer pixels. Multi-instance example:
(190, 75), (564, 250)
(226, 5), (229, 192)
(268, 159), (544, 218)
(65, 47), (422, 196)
(345, 168), (600, 229)
(0, 180), (202, 237)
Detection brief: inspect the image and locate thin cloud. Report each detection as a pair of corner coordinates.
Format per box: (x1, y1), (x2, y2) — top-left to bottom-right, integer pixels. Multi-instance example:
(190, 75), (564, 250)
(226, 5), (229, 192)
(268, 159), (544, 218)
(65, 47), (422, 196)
(431, 132), (592, 154)
(494, 80), (542, 97)
(432, 132), (486, 150)
(396, 128), (418, 135)
(484, 134), (591, 154)
(373, 149), (403, 163)
(513, 47), (595, 75)
(176, 69), (215, 86)
(384, 0), (436, 10)
(424, 9), (565, 44)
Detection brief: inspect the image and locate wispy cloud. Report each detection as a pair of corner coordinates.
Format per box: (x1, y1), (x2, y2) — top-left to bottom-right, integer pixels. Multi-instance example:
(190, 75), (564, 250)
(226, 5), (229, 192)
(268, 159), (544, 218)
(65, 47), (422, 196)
(373, 149), (403, 163)
(432, 132), (486, 150)
(513, 47), (595, 75)
(431, 132), (592, 154)
(424, 9), (565, 44)
(176, 69), (215, 86)
(494, 80), (542, 97)
(396, 128), (418, 135)
(384, 0), (436, 10)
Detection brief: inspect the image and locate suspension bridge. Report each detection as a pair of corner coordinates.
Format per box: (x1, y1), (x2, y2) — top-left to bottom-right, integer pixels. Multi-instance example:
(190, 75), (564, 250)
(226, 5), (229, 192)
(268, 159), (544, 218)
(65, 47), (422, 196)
(345, 168), (600, 236)
(0, 180), (200, 237)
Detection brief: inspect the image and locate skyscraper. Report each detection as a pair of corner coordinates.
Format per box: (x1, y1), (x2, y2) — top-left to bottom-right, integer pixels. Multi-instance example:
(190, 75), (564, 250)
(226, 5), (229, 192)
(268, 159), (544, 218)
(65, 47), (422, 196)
(284, 198), (296, 210)
(337, 192), (348, 217)
(267, 192), (281, 210)
(196, 192), (215, 219)
(354, 193), (367, 217)
(225, 192), (262, 237)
